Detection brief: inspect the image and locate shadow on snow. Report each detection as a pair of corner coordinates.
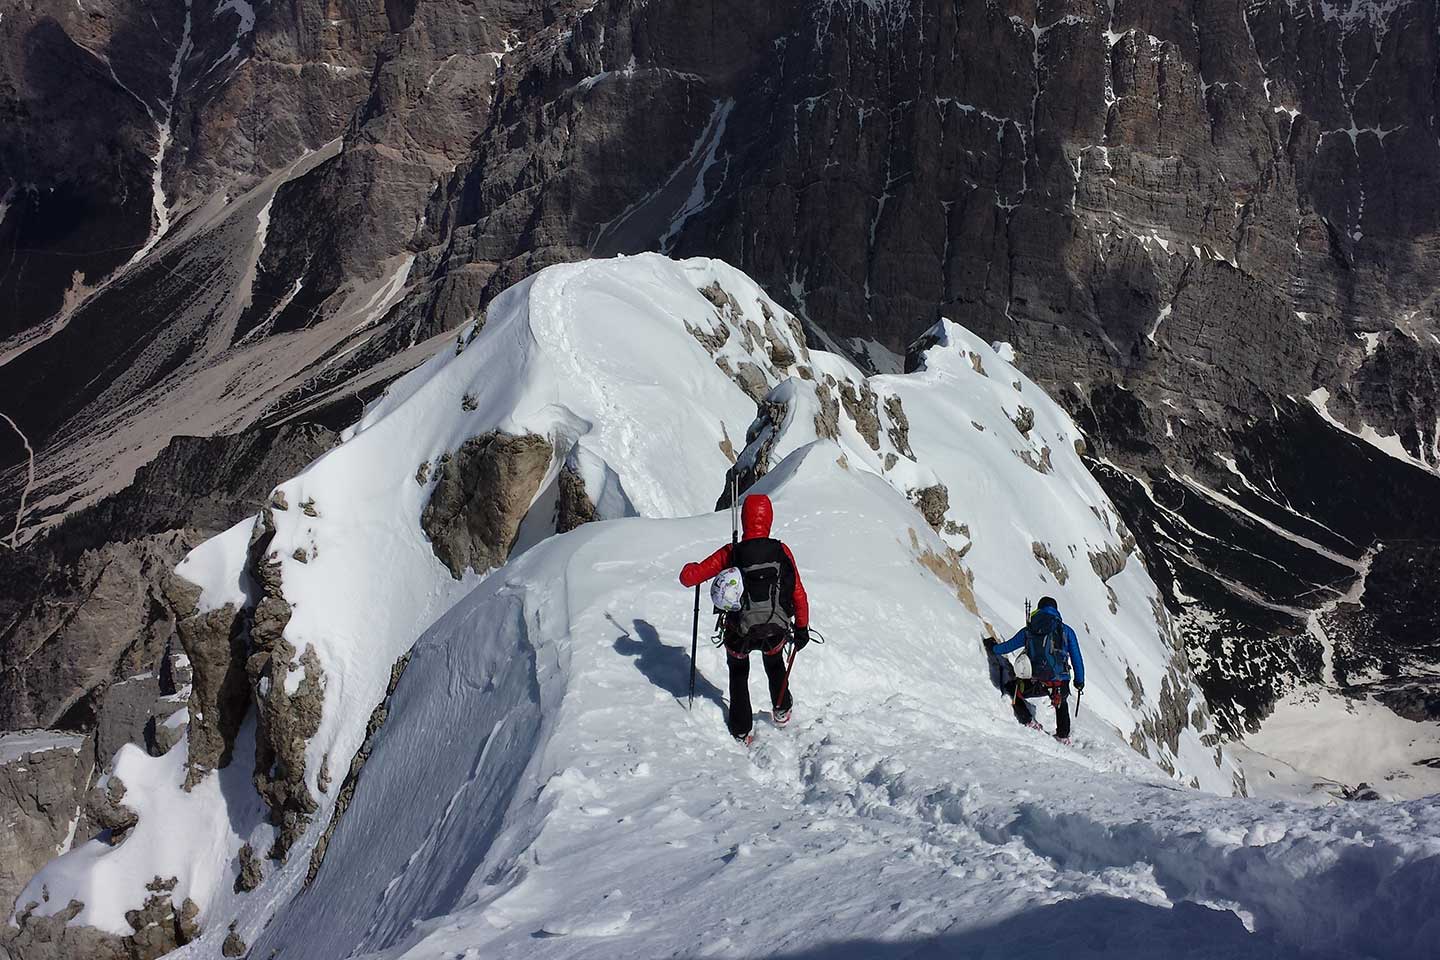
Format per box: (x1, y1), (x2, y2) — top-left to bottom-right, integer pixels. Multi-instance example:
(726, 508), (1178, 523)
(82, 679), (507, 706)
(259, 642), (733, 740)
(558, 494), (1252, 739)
(756, 895), (1303, 960)
(610, 614), (726, 712)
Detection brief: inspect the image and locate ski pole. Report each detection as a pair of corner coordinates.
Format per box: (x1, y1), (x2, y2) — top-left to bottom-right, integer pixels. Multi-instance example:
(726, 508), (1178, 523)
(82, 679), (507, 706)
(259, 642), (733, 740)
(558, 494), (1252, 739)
(688, 584), (700, 709)
(1075, 687), (1082, 717)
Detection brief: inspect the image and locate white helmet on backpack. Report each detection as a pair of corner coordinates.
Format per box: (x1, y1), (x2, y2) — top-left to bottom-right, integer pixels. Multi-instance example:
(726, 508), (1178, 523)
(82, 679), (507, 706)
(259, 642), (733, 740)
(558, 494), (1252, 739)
(711, 567), (745, 612)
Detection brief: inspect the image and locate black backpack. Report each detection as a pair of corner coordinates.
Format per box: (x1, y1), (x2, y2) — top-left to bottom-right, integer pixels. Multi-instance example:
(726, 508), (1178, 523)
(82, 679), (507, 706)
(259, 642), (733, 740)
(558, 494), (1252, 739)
(1023, 611), (1070, 681)
(732, 537), (796, 644)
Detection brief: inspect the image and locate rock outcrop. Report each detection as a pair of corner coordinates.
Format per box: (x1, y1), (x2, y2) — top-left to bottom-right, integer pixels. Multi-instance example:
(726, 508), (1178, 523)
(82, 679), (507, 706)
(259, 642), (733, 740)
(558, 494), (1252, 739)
(0, 533), (194, 732)
(0, 733), (91, 917)
(908, 483), (950, 532)
(0, 422), (336, 940)
(167, 577), (250, 790)
(421, 432), (555, 578)
(556, 463), (600, 534)
(244, 508), (323, 860)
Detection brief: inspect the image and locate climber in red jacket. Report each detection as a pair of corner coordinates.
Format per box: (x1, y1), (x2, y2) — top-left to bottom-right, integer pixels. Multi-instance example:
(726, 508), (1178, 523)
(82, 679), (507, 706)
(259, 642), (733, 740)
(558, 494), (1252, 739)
(679, 494), (810, 742)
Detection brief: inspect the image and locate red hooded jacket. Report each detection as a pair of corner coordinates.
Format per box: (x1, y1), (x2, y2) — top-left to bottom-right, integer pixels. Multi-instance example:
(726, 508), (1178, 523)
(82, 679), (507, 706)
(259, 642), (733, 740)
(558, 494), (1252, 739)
(678, 494), (809, 627)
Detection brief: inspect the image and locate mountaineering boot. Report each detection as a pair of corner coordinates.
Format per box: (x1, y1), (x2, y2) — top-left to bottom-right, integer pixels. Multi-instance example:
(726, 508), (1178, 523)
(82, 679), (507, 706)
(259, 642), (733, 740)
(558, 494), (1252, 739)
(1054, 735), (1071, 745)
(1026, 720), (1044, 732)
(773, 707), (791, 726)
(735, 732), (755, 746)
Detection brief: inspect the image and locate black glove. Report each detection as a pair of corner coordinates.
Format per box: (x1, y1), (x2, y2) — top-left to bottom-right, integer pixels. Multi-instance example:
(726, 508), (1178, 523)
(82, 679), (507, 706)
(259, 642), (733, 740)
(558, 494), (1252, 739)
(793, 625), (810, 651)
(1075, 681), (1085, 692)
(983, 637), (997, 652)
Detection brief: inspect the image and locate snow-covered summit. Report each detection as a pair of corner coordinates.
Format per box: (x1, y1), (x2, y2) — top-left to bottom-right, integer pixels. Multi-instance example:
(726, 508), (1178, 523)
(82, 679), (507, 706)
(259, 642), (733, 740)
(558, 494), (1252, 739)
(13, 254), (1434, 960)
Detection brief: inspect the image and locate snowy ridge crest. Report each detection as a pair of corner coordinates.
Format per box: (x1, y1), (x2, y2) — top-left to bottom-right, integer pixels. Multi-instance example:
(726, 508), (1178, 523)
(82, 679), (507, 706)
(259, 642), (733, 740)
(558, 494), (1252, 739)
(9, 256), (832, 947)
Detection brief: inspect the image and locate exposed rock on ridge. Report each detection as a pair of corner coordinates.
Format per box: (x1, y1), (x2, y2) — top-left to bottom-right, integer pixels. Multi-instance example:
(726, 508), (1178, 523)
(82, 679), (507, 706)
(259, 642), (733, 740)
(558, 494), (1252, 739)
(421, 431), (555, 578)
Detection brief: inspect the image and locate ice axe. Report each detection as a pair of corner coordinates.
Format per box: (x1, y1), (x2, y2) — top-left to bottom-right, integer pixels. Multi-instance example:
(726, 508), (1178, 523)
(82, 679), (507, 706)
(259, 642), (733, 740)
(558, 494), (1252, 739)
(775, 643), (800, 712)
(776, 625), (823, 711)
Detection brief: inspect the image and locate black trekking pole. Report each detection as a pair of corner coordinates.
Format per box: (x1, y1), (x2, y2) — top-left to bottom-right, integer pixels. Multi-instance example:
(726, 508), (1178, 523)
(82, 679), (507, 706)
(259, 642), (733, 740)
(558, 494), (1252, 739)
(1075, 687), (1082, 717)
(688, 584), (700, 709)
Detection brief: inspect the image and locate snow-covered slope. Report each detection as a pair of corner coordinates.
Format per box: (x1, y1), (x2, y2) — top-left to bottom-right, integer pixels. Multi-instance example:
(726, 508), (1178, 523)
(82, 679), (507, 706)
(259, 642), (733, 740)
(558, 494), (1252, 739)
(244, 446), (1440, 960)
(10, 255), (1436, 959)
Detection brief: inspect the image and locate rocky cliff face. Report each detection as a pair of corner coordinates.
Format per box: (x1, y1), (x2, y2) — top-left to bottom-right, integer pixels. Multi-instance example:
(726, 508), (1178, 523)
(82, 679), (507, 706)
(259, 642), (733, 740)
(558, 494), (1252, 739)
(2, 0), (1438, 919)
(0, 424), (337, 733)
(0, 733), (91, 918)
(7, 1), (1434, 495)
(0, 0), (387, 341)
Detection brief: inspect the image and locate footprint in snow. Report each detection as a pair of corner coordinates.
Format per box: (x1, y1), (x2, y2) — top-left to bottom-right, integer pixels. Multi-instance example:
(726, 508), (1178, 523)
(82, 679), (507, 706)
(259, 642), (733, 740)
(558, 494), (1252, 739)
(533, 911), (632, 938)
(698, 936), (734, 956)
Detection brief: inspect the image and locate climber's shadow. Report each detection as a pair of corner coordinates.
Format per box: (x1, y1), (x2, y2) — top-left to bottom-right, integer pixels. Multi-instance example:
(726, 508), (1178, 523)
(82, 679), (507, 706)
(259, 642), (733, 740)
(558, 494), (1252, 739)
(610, 614), (725, 710)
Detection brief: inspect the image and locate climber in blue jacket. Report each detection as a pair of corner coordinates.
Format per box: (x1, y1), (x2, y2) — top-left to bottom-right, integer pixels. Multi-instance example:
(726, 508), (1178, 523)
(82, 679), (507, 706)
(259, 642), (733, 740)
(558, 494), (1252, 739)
(984, 596), (1085, 742)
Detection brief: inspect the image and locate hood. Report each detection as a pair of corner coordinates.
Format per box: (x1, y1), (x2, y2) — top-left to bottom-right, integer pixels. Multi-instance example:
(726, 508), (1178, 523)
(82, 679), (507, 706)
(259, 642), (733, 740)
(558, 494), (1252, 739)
(741, 494), (773, 539)
(1029, 606), (1062, 632)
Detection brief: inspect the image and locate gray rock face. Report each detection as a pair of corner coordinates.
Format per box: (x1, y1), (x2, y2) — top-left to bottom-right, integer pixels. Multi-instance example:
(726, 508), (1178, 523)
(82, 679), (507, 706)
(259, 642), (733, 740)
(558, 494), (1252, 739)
(85, 774), (139, 844)
(243, 508), (323, 860)
(721, 394), (792, 505)
(1031, 541), (1070, 586)
(169, 587), (249, 790)
(221, 923), (247, 958)
(1088, 396), (1440, 737)
(908, 484), (950, 532)
(0, 0), (388, 340)
(1087, 543), (1129, 585)
(0, 533), (192, 732)
(556, 463), (599, 534)
(0, 733), (91, 918)
(6, 875), (203, 960)
(2, 900), (129, 960)
(0, 424), (336, 737)
(92, 675), (161, 767)
(235, 843), (264, 894)
(420, 432), (555, 578)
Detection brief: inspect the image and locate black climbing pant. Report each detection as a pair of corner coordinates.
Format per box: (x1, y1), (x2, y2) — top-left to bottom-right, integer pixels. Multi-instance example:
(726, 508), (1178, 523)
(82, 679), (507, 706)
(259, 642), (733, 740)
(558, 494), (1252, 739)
(726, 645), (792, 738)
(1006, 678), (1071, 738)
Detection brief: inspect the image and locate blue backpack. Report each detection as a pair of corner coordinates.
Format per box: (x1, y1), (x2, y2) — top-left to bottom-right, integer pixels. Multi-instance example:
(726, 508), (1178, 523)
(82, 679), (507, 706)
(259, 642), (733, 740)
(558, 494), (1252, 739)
(1023, 611), (1069, 681)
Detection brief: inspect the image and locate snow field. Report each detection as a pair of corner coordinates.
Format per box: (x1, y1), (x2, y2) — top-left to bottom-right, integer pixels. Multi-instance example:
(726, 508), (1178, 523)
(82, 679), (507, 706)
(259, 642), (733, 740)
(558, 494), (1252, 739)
(1246, 687), (1440, 799)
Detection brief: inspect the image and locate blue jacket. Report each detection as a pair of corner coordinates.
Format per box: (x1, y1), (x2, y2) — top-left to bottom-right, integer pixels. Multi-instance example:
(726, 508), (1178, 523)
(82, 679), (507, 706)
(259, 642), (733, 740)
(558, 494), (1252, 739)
(992, 604), (1085, 684)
